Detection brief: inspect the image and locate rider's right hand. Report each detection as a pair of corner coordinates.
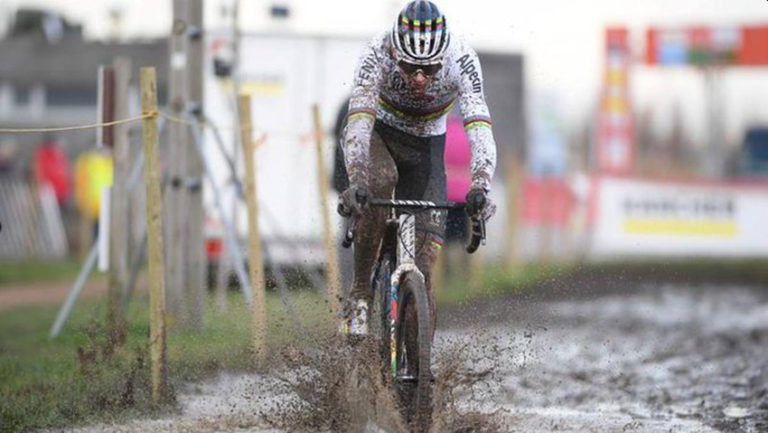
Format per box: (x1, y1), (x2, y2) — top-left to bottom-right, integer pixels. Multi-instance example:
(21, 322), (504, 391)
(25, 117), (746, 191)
(338, 184), (370, 217)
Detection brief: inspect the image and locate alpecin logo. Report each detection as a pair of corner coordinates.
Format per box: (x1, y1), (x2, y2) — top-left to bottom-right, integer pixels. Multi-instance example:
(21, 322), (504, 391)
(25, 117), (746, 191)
(457, 54), (482, 93)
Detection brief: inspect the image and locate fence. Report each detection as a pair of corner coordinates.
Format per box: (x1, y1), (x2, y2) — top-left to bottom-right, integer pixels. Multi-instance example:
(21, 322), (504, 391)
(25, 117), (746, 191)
(0, 177), (68, 260)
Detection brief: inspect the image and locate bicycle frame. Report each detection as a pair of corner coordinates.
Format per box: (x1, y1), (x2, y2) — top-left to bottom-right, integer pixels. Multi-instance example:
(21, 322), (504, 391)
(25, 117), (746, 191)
(387, 212), (424, 378)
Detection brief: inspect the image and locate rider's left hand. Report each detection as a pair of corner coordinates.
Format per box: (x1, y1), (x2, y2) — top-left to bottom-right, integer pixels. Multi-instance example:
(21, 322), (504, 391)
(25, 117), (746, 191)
(465, 187), (496, 222)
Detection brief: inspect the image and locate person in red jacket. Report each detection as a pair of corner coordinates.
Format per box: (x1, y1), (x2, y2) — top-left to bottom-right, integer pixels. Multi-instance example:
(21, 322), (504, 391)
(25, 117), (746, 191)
(33, 137), (71, 206)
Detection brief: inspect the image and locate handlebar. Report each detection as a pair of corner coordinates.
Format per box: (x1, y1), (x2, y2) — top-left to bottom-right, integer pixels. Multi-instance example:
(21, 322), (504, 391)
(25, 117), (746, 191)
(341, 199), (486, 254)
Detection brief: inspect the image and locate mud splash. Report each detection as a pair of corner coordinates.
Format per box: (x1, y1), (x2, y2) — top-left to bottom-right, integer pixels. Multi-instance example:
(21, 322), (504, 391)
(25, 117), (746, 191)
(257, 330), (510, 433)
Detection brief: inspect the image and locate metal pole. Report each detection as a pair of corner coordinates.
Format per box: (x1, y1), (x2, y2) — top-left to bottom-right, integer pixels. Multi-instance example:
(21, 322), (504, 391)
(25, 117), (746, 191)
(49, 242), (98, 338)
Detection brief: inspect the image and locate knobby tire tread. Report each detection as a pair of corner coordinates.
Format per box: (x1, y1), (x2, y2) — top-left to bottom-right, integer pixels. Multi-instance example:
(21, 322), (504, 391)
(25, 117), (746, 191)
(397, 272), (432, 432)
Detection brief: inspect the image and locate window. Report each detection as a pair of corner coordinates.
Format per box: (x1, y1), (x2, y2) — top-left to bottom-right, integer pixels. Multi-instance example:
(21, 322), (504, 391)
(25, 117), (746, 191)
(46, 86), (97, 107)
(14, 86), (31, 106)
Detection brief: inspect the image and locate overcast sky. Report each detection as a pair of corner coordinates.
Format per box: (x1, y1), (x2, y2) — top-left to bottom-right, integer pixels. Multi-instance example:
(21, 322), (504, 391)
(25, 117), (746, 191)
(3, 0), (768, 143)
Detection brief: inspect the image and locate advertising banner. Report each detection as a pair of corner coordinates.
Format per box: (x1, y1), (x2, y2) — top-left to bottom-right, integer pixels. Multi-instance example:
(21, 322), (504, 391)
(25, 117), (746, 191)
(597, 28), (635, 175)
(646, 25), (768, 66)
(590, 177), (768, 258)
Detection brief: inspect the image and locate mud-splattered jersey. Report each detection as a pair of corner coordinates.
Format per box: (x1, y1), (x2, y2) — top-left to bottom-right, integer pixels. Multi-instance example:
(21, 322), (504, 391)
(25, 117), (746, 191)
(343, 31), (497, 192)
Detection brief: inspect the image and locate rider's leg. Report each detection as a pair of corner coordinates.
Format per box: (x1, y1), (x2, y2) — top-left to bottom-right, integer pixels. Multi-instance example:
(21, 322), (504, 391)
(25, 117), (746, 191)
(414, 231), (442, 338)
(347, 129), (397, 332)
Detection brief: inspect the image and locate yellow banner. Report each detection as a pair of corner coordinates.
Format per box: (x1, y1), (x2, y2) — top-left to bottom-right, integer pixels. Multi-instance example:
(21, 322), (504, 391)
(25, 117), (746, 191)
(623, 218), (737, 237)
(218, 79), (285, 96)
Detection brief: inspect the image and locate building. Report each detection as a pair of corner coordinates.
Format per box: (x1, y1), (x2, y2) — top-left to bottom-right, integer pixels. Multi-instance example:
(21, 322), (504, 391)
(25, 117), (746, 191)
(0, 8), (168, 162)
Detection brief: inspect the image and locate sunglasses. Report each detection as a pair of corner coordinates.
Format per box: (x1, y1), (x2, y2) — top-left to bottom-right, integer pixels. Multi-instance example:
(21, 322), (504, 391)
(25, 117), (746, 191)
(398, 60), (443, 76)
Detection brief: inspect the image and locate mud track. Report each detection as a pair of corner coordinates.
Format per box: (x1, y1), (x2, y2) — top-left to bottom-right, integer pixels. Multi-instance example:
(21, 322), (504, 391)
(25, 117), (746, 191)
(54, 277), (768, 433)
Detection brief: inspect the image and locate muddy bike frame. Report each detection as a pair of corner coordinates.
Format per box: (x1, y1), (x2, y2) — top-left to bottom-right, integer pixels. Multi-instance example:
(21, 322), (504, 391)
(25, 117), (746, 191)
(343, 198), (486, 379)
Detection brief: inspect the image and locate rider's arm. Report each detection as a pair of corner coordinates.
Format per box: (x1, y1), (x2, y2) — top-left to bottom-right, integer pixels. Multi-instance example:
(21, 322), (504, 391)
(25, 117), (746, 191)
(456, 44), (497, 193)
(342, 37), (384, 187)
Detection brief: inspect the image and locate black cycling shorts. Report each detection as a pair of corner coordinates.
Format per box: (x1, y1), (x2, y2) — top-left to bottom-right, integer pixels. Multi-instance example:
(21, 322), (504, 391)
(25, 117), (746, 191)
(372, 120), (447, 242)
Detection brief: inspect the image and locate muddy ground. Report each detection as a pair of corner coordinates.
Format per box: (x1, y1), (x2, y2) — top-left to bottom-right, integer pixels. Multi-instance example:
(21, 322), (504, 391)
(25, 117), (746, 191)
(49, 277), (768, 433)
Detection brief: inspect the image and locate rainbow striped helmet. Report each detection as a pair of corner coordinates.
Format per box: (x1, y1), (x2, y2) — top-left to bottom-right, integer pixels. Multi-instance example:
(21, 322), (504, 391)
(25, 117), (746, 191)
(391, 0), (450, 65)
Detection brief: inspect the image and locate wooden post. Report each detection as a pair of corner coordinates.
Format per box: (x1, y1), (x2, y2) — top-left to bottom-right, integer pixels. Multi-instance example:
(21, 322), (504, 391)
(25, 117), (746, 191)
(140, 67), (167, 403)
(238, 94), (267, 362)
(215, 0), (241, 312)
(165, 0), (190, 328)
(184, 0), (206, 330)
(312, 104), (342, 316)
(97, 66), (115, 149)
(107, 58), (132, 343)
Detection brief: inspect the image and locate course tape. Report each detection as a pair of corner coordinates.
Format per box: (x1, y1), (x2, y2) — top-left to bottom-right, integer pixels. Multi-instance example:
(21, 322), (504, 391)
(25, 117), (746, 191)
(0, 113), (158, 134)
(0, 112), (274, 146)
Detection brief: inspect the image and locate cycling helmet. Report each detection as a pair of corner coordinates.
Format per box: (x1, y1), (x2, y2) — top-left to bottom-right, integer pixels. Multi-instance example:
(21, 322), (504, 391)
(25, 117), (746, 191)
(391, 0), (450, 65)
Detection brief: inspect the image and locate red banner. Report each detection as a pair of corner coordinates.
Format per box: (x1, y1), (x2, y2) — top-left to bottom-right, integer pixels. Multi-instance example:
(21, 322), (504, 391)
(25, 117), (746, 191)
(646, 25), (768, 66)
(520, 177), (575, 227)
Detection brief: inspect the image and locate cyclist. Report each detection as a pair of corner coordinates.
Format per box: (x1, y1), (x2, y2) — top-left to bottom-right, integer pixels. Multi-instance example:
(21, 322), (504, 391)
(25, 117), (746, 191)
(339, 0), (497, 335)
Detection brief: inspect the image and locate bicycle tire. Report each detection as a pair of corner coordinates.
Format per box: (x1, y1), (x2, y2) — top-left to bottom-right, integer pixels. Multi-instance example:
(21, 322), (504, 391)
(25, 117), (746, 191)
(395, 271), (432, 431)
(371, 255), (394, 380)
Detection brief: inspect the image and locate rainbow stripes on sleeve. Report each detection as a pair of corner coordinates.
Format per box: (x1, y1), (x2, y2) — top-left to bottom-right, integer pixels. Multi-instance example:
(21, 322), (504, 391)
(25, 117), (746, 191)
(346, 108), (376, 123)
(464, 115), (493, 131)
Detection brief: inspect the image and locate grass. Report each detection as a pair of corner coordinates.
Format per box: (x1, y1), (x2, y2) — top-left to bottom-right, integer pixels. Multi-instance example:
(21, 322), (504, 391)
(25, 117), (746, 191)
(0, 260), (83, 286)
(437, 262), (571, 306)
(0, 288), (333, 433)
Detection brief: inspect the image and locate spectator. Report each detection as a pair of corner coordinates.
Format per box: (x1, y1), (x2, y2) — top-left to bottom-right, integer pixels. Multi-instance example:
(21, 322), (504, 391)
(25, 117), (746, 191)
(33, 136), (71, 206)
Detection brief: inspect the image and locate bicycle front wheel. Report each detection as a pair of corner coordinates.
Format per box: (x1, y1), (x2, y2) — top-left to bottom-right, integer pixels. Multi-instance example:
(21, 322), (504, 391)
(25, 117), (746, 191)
(395, 271), (433, 431)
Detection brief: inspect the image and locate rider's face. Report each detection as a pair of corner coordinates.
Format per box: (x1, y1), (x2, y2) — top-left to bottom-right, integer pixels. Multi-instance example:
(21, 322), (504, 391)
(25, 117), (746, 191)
(406, 70), (429, 93)
(398, 61), (442, 94)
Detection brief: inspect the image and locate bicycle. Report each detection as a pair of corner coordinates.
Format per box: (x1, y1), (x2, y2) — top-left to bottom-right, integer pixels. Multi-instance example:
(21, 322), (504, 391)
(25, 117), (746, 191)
(342, 194), (486, 431)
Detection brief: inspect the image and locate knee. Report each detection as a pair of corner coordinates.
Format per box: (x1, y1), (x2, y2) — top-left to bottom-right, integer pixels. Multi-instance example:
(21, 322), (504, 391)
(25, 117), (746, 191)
(416, 233), (442, 274)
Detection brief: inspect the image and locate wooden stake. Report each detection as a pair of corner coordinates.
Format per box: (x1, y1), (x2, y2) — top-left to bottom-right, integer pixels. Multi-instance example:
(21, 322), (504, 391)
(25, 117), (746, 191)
(184, 0), (206, 330)
(165, 0), (189, 328)
(312, 104), (342, 317)
(239, 94), (267, 363)
(140, 67), (167, 404)
(108, 58), (131, 343)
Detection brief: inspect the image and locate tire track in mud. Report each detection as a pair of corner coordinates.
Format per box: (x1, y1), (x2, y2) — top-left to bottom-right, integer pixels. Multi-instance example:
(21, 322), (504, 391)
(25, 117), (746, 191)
(54, 282), (768, 432)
